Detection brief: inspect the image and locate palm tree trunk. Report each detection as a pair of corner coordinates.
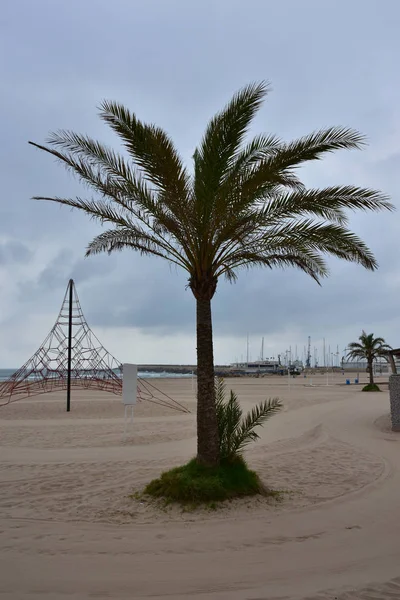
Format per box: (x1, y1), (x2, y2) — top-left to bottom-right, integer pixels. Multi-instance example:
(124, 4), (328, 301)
(369, 359), (374, 385)
(196, 297), (220, 466)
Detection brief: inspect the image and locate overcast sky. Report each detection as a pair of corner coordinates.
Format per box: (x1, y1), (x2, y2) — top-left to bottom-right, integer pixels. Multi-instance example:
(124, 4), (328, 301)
(1, 0), (399, 368)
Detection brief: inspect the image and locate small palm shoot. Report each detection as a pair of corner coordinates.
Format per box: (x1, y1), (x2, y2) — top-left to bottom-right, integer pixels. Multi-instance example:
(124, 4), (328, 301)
(215, 378), (282, 462)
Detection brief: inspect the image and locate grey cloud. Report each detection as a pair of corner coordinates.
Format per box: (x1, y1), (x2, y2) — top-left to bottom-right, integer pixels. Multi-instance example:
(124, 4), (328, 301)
(0, 240), (32, 265)
(15, 249), (117, 306)
(78, 256), (193, 332)
(70, 254), (118, 285)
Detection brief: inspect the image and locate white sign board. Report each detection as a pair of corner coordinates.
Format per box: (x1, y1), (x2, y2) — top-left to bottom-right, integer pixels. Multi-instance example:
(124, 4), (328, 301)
(122, 363), (137, 405)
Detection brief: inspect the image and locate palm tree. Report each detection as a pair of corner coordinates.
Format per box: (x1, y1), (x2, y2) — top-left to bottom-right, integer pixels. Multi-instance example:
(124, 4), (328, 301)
(29, 82), (393, 466)
(347, 331), (391, 384)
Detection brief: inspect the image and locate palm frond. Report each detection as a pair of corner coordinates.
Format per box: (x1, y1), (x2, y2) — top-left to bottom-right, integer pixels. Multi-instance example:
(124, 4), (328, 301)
(99, 101), (191, 204)
(39, 133), (198, 254)
(259, 186), (393, 226)
(33, 195), (191, 270)
(85, 227), (189, 268)
(193, 82), (270, 206)
(347, 349), (366, 360)
(347, 342), (364, 352)
(214, 133), (296, 207)
(271, 126), (367, 169)
(232, 399), (282, 456)
(45, 131), (137, 185)
(29, 140), (181, 245)
(294, 222), (377, 270)
(217, 249), (328, 284)
(215, 378), (282, 461)
(221, 264), (238, 283)
(29, 140), (153, 209)
(225, 133), (283, 172)
(198, 129), (377, 237)
(216, 389), (243, 461)
(377, 344), (392, 352)
(215, 219), (379, 285)
(280, 186), (390, 218)
(32, 195), (135, 227)
(216, 164), (304, 219)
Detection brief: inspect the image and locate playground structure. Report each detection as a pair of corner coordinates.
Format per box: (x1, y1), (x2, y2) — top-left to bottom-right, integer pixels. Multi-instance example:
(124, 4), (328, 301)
(0, 280), (189, 414)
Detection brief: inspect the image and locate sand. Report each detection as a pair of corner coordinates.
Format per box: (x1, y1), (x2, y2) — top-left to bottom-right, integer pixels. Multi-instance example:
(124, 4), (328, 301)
(1, 373), (399, 599)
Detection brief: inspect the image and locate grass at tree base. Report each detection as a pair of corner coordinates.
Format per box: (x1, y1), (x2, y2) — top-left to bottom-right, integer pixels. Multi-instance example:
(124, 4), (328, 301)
(362, 383), (381, 392)
(144, 457), (279, 506)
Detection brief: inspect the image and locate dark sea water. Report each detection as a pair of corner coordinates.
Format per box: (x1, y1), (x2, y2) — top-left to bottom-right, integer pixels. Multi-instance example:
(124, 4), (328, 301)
(0, 368), (192, 382)
(0, 369), (18, 381)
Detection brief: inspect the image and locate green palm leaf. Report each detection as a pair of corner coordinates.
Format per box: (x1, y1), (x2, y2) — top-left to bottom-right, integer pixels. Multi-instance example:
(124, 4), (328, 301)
(233, 399), (282, 456)
(215, 378), (282, 462)
(194, 82), (270, 202)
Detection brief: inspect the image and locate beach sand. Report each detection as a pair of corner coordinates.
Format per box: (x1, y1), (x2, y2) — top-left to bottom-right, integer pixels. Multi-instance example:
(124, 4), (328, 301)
(1, 373), (399, 599)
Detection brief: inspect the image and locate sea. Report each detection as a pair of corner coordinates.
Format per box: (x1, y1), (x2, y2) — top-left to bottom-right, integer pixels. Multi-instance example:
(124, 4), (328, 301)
(0, 368), (193, 382)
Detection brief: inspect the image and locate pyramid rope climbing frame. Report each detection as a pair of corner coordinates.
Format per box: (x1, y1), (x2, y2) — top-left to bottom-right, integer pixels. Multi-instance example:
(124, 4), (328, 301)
(0, 279), (189, 414)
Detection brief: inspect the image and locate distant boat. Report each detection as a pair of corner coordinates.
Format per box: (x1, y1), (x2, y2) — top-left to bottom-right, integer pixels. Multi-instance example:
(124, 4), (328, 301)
(230, 360), (280, 375)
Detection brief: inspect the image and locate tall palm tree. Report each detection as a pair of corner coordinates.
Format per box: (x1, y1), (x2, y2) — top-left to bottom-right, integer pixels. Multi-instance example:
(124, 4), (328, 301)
(347, 331), (391, 384)
(29, 82), (393, 466)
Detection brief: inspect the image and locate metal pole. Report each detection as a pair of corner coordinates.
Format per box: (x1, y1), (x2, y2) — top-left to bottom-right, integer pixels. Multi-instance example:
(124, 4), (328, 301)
(66, 279), (73, 412)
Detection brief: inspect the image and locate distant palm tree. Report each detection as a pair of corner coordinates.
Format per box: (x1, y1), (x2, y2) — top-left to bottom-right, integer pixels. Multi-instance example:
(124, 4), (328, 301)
(30, 82), (393, 466)
(347, 331), (391, 384)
